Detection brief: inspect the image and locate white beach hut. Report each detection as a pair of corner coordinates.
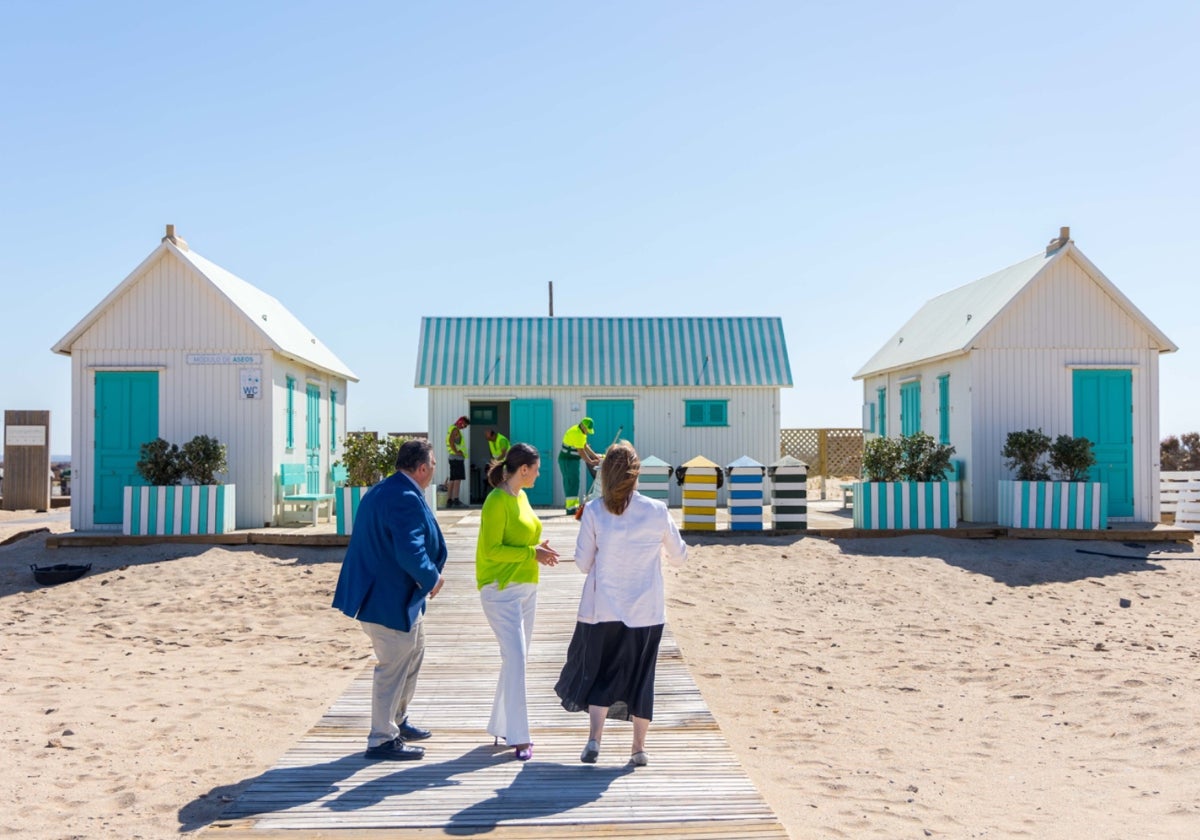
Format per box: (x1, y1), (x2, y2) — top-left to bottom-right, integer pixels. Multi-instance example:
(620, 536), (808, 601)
(853, 228), (1176, 523)
(415, 316), (793, 508)
(52, 226), (358, 531)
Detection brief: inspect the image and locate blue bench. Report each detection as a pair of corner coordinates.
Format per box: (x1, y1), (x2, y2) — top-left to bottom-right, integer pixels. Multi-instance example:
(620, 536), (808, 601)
(279, 463), (335, 526)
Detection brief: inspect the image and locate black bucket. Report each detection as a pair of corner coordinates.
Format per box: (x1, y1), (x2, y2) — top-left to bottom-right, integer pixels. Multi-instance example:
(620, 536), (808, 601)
(30, 563), (92, 586)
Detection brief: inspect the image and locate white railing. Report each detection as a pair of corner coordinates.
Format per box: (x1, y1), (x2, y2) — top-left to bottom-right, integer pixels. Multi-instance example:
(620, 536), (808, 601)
(1160, 471), (1200, 526)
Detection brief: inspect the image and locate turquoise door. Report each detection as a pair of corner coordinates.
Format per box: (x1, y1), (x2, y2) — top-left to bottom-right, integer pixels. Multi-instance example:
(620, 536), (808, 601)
(510, 398), (554, 505)
(306, 384), (322, 492)
(900, 381), (921, 437)
(586, 399), (636, 452)
(94, 371), (159, 524)
(1073, 369), (1133, 517)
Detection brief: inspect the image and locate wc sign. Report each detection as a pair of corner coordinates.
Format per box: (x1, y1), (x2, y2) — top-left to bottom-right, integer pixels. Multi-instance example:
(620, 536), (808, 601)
(240, 368), (263, 400)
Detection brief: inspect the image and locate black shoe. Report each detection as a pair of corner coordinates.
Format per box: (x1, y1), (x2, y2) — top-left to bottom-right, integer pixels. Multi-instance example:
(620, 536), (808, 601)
(365, 738), (425, 761)
(398, 718), (432, 741)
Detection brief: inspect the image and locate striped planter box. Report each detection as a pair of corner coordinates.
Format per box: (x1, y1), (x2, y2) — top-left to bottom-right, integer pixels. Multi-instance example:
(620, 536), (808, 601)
(770, 455), (808, 531)
(681, 455), (720, 531)
(123, 485), (236, 535)
(336, 485), (375, 536)
(997, 480), (1108, 530)
(726, 456), (765, 531)
(637, 456), (672, 503)
(853, 481), (958, 530)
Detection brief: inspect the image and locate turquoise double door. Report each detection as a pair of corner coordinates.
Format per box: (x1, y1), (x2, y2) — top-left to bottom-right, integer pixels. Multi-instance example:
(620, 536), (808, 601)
(94, 371), (159, 524)
(1073, 369), (1133, 518)
(509, 398), (635, 507)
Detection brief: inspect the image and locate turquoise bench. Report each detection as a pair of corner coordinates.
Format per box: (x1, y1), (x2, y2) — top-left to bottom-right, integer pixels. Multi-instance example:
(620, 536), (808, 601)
(279, 463), (335, 526)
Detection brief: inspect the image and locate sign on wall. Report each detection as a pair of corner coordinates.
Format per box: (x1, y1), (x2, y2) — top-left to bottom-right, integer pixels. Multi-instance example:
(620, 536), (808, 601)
(5, 425), (46, 446)
(240, 368), (263, 399)
(187, 353), (262, 365)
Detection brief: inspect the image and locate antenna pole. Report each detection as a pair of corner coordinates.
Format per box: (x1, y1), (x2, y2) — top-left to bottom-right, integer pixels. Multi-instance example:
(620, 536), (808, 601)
(549, 281), (554, 317)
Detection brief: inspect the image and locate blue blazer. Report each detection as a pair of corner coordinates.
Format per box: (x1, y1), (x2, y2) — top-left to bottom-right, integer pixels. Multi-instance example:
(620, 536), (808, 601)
(332, 471), (447, 632)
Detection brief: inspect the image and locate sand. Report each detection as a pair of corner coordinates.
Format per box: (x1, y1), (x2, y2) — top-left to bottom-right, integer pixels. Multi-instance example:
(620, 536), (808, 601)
(3, 507), (1199, 838)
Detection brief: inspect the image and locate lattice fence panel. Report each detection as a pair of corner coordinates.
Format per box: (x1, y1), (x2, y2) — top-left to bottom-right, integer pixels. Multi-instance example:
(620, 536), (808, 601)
(779, 428), (863, 478)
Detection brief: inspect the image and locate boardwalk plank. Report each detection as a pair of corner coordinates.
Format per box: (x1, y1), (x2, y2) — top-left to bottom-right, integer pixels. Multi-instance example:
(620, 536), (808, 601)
(209, 516), (787, 838)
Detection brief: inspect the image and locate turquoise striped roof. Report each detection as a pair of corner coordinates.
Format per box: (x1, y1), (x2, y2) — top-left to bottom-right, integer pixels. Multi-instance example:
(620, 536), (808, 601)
(415, 317), (792, 388)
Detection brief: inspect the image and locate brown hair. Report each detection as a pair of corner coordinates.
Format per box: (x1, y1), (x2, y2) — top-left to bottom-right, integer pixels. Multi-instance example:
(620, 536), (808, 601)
(486, 442), (540, 488)
(600, 442), (640, 515)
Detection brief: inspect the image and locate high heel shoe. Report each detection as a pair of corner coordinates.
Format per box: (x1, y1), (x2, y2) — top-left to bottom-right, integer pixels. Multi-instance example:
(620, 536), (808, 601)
(580, 739), (600, 763)
(515, 743), (533, 761)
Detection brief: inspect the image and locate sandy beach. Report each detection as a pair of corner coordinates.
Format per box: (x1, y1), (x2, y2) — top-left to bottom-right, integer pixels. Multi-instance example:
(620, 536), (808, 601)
(3, 507), (1199, 838)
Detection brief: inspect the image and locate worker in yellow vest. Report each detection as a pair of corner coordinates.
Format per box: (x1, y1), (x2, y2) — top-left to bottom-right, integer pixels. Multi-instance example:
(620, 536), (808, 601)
(558, 417), (600, 514)
(486, 428), (511, 461)
(446, 416), (469, 507)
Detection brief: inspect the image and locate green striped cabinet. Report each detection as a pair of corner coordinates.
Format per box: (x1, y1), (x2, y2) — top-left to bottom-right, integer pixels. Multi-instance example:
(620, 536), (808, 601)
(852, 480), (959, 530)
(123, 485), (236, 535)
(997, 480), (1108, 530)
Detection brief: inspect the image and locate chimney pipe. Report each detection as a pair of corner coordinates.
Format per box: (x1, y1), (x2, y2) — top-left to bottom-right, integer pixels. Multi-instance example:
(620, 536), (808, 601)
(1046, 225), (1070, 256)
(162, 224), (189, 251)
(548, 281), (554, 317)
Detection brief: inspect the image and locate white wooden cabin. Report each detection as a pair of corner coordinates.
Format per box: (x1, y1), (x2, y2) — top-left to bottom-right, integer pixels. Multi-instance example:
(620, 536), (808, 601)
(853, 228), (1176, 523)
(52, 227), (358, 530)
(415, 317), (793, 508)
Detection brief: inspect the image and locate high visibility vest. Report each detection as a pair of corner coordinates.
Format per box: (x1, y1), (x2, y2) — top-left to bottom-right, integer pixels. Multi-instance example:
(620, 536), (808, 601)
(446, 424), (465, 457)
(488, 433), (510, 459)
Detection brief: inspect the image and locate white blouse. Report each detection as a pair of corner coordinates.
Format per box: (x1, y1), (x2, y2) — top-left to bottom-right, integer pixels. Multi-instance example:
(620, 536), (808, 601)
(573, 492), (688, 627)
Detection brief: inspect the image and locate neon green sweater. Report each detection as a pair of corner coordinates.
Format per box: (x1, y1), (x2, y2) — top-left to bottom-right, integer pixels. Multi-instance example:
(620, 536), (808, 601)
(476, 486), (543, 590)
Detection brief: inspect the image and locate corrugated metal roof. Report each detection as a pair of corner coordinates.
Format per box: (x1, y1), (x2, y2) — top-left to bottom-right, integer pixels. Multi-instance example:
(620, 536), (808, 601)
(415, 317), (792, 388)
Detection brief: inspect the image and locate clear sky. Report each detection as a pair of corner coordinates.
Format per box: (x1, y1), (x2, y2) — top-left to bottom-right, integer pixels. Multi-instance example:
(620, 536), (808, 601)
(2, 1), (1197, 457)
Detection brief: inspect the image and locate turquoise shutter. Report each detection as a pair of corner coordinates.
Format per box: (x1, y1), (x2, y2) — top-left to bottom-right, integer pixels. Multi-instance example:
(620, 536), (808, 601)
(937, 375), (950, 444)
(877, 388), (887, 437)
(330, 389), (338, 451)
(286, 376), (296, 449)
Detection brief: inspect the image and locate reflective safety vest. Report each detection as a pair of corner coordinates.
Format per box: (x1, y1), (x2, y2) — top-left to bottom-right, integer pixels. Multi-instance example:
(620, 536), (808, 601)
(488, 433), (510, 460)
(446, 424), (465, 457)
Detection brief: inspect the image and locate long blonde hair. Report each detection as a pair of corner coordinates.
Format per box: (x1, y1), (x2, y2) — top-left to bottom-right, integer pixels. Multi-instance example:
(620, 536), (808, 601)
(600, 442), (640, 515)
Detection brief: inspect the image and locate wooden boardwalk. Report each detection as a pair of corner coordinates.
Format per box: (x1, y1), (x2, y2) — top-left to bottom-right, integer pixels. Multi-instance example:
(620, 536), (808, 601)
(207, 513), (788, 839)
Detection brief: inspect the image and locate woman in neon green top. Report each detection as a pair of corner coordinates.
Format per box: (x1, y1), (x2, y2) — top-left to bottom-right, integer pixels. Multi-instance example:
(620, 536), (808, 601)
(476, 442), (560, 761)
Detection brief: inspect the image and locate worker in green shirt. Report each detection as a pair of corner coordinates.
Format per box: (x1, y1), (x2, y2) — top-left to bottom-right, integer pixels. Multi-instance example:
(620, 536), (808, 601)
(445, 415), (469, 507)
(486, 428), (511, 462)
(557, 417), (600, 514)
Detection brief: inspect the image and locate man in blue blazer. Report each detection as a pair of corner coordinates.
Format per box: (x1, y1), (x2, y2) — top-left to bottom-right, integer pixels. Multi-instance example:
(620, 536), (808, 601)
(333, 438), (446, 761)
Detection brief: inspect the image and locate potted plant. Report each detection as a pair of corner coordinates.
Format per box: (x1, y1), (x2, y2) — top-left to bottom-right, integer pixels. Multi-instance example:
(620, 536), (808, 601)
(854, 432), (959, 529)
(333, 432), (406, 535)
(124, 435), (235, 536)
(998, 429), (1105, 529)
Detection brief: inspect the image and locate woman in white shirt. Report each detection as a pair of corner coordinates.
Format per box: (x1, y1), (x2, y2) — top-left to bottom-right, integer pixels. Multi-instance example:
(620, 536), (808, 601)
(554, 442), (688, 766)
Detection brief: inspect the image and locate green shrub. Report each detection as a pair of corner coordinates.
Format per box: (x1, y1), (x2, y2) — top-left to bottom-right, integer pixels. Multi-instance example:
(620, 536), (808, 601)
(181, 434), (228, 485)
(862, 432), (955, 482)
(337, 433), (410, 486)
(136, 438), (185, 486)
(1049, 435), (1095, 482)
(1002, 429), (1052, 480)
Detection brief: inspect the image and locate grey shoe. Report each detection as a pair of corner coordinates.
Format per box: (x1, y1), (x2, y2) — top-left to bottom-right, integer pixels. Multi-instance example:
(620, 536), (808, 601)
(580, 739), (600, 763)
(630, 751), (648, 766)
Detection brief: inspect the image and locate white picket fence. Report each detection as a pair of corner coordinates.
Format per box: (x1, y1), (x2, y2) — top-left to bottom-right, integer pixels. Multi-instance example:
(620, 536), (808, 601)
(1160, 471), (1200, 527)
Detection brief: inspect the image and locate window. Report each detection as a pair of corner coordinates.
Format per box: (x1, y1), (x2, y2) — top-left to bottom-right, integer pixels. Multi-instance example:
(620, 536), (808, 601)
(684, 399), (728, 427)
(330, 389), (338, 451)
(876, 388), (887, 437)
(900, 380), (921, 437)
(285, 375), (296, 450)
(937, 375), (950, 444)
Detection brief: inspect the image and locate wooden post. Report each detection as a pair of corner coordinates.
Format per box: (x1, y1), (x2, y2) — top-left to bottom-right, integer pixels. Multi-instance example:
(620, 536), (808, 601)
(3, 410), (52, 511)
(817, 429), (829, 499)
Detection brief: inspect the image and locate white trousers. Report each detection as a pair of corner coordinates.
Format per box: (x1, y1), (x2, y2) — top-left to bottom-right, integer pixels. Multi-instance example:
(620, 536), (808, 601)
(479, 582), (538, 745)
(360, 617), (425, 748)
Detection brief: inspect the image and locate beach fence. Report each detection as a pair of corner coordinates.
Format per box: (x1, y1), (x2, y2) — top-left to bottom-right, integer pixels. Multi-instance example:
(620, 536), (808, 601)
(780, 427), (862, 498)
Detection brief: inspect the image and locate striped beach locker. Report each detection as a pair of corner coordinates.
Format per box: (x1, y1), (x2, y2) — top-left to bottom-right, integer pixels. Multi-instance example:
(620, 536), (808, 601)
(123, 484), (236, 535)
(681, 455), (720, 531)
(336, 485), (374, 536)
(726, 456), (765, 531)
(770, 455), (807, 531)
(637, 455), (672, 503)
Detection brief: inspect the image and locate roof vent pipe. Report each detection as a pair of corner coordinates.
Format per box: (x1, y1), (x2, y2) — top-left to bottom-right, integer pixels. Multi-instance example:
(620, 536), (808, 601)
(162, 224), (189, 251)
(1046, 225), (1070, 255)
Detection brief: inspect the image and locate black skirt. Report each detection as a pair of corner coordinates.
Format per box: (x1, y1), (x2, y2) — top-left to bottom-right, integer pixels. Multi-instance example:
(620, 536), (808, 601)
(554, 621), (664, 721)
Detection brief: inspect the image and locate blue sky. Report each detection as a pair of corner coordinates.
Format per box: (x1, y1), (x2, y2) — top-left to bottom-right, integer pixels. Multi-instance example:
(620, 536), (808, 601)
(2, 1), (1197, 456)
